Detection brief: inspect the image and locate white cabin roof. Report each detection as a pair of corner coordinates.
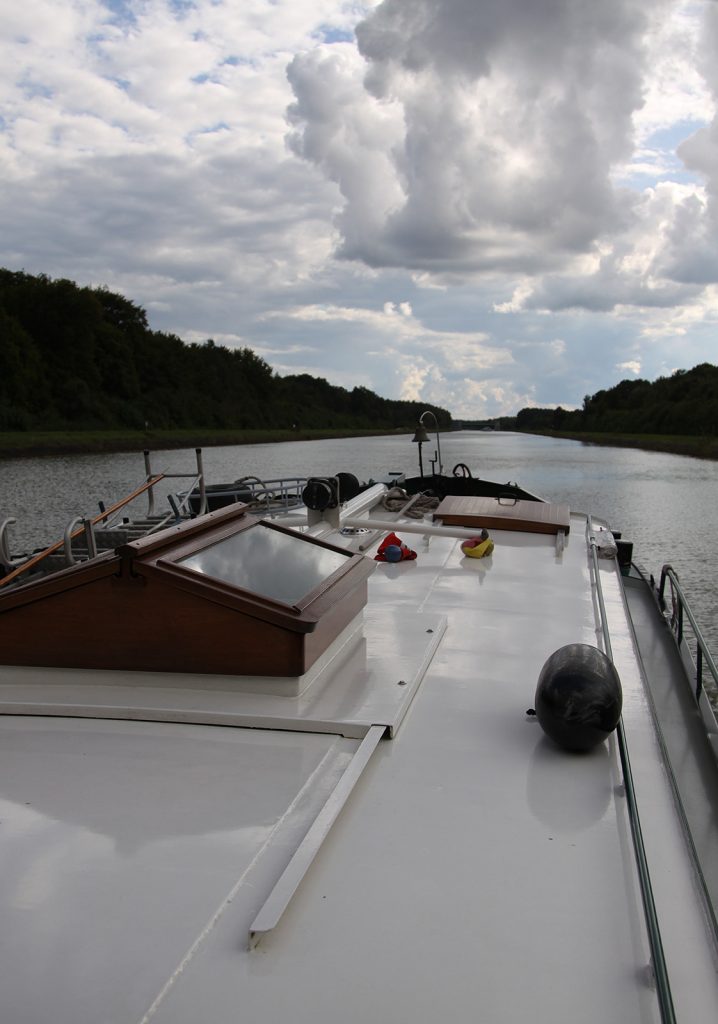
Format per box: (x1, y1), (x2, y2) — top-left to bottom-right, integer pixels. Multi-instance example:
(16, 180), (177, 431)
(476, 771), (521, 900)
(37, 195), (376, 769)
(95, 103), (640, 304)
(1, 505), (717, 1023)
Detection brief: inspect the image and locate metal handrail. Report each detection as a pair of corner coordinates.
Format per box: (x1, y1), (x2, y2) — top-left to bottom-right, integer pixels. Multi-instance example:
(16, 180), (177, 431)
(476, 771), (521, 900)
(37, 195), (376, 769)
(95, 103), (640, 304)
(0, 474), (165, 589)
(63, 517), (98, 566)
(587, 519), (676, 1024)
(2, 451), (207, 587)
(658, 565), (718, 703)
(0, 518), (17, 571)
(243, 477), (307, 513)
(143, 448), (207, 517)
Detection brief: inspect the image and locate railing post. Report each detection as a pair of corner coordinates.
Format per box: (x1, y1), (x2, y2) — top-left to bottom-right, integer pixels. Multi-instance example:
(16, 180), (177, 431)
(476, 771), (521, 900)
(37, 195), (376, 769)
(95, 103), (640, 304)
(0, 517), (17, 571)
(195, 448), (207, 516)
(144, 450), (155, 516)
(658, 565), (671, 611)
(696, 647), (704, 701)
(64, 517), (83, 565)
(83, 518), (97, 560)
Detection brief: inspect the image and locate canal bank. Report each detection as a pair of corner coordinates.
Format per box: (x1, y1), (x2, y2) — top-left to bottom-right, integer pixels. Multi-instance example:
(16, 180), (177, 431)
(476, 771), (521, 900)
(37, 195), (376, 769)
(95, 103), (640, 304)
(523, 429), (718, 460)
(0, 427), (396, 460)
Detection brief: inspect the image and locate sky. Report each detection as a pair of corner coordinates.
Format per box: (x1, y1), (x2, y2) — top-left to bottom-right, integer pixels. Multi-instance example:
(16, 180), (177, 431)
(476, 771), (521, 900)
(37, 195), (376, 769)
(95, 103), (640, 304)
(1, 0), (717, 419)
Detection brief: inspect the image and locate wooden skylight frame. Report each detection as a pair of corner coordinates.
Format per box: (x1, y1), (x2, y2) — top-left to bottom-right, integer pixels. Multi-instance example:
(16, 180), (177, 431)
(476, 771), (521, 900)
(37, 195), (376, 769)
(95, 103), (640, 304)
(0, 504), (375, 678)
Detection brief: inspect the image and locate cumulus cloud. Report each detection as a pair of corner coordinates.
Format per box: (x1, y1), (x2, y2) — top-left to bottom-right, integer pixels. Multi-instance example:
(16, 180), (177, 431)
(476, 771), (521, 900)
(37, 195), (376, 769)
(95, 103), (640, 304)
(0, 1), (354, 296)
(289, 0), (669, 273)
(617, 360), (642, 375)
(286, 0), (718, 323)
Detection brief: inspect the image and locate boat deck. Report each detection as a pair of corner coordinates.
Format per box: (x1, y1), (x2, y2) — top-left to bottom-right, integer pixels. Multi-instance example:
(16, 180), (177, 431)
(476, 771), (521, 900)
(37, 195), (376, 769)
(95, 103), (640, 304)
(1, 507), (717, 1022)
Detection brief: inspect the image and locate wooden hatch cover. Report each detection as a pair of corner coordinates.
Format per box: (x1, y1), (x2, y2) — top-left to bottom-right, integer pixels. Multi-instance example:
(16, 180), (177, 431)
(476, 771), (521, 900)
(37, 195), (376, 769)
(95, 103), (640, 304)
(433, 495), (570, 535)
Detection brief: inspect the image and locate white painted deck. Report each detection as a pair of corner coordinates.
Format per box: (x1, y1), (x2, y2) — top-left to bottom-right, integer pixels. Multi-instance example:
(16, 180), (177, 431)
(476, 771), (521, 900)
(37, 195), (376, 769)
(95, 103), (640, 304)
(1, 507), (717, 1023)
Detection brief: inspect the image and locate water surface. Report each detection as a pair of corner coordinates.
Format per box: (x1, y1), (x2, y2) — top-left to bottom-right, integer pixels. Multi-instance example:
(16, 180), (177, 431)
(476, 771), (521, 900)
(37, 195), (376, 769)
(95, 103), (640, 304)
(2, 431), (716, 652)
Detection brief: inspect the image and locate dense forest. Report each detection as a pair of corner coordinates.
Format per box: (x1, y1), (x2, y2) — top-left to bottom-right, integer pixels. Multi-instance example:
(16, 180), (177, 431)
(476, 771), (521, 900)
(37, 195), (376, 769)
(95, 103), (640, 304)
(0, 270), (450, 433)
(511, 364), (718, 436)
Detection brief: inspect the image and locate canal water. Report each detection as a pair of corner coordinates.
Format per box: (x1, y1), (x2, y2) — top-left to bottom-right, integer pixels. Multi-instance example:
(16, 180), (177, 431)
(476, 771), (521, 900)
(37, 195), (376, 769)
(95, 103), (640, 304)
(2, 431), (716, 657)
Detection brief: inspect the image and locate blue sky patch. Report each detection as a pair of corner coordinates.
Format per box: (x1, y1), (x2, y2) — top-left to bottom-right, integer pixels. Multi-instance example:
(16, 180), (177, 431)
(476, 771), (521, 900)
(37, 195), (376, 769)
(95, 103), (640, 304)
(313, 25), (355, 44)
(646, 119), (706, 152)
(20, 78), (53, 101)
(102, 0), (137, 26)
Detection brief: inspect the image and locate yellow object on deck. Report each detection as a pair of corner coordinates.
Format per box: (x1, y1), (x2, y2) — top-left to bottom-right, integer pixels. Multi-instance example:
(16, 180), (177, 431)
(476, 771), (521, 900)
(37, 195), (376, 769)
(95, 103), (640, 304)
(461, 536), (494, 559)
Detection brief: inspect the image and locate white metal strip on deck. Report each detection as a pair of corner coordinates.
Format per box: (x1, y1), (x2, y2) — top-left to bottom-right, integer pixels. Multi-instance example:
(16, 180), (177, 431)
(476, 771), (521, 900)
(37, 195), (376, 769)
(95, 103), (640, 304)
(249, 724), (386, 948)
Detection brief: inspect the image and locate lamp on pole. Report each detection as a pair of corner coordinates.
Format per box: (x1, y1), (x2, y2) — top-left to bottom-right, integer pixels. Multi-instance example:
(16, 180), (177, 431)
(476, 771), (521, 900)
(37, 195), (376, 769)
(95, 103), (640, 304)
(411, 422), (429, 477)
(412, 410), (443, 477)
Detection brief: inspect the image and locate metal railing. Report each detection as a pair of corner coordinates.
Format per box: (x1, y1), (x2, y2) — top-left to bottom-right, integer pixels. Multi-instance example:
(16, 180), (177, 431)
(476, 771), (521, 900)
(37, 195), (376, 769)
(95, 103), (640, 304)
(587, 518), (676, 1024)
(0, 517), (17, 573)
(239, 476), (308, 514)
(179, 476), (309, 518)
(0, 474), (166, 588)
(658, 564), (718, 704)
(0, 449), (208, 585)
(143, 448), (206, 518)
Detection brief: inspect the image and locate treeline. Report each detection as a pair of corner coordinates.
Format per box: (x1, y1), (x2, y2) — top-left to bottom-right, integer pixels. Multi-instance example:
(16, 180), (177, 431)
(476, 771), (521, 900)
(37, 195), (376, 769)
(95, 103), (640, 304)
(513, 364), (718, 436)
(0, 270), (450, 433)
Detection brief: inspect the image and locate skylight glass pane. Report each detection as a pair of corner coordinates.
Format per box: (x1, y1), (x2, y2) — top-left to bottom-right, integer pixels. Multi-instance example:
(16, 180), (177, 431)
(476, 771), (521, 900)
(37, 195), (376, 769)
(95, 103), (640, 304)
(177, 526), (350, 604)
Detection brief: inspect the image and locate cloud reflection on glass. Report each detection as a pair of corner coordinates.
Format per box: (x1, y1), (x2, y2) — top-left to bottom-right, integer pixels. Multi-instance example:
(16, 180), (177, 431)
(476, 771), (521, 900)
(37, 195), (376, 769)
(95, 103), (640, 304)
(178, 526), (350, 604)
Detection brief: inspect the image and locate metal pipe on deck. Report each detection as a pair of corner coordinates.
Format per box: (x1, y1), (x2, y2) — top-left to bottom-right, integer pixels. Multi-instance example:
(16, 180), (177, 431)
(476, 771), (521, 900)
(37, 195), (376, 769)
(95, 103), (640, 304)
(341, 515), (488, 542)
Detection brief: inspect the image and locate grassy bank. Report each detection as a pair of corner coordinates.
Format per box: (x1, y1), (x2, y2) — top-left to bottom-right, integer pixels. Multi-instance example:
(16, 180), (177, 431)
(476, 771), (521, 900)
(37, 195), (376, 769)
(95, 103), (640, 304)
(526, 430), (718, 460)
(0, 427), (401, 460)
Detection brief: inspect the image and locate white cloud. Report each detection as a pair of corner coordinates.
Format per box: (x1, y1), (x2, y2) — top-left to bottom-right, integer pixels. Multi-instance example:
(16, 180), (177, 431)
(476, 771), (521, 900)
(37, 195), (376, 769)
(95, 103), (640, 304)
(617, 360), (642, 375)
(286, 0), (718, 321)
(631, 0), (713, 143)
(268, 300), (508, 363)
(398, 363), (430, 402)
(289, 0), (676, 275)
